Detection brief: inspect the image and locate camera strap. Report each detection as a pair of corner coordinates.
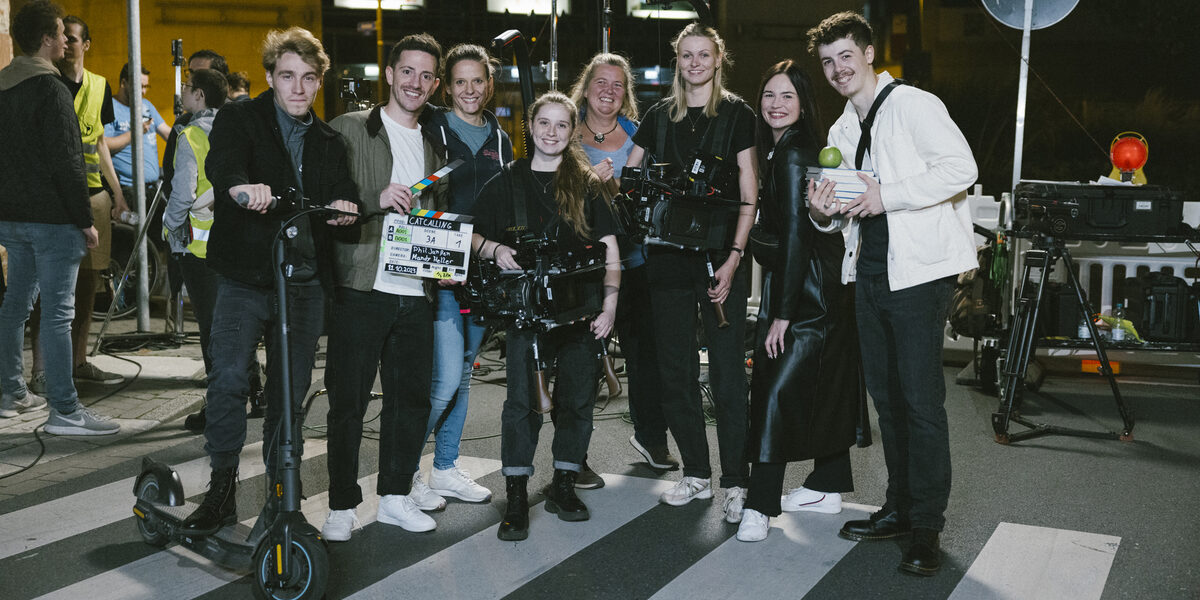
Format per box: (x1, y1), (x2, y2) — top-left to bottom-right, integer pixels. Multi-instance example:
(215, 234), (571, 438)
(855, 79), (906, 170)
(654, 99), (738, 165)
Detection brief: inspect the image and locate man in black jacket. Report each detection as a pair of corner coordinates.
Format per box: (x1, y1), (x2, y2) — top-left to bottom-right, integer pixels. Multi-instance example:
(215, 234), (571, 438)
(181, 27), (359, 533)
(0, 0), (118, 435)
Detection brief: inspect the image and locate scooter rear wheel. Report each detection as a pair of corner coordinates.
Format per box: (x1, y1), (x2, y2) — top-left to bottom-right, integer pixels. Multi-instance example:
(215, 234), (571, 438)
(134, 474), (169, 547)
(251, 534), (328, 600)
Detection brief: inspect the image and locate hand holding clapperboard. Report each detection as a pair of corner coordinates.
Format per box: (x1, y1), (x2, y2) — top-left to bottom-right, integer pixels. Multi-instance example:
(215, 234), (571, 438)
(374, 159), (471, 289)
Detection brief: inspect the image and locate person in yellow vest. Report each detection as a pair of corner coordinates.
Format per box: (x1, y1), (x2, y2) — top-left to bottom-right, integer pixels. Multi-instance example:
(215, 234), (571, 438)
(164, 68), (226, 405)
(28, 14), (129, 392)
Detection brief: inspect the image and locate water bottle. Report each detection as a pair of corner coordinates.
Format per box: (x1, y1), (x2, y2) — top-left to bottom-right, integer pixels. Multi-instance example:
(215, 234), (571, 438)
(1112, 303), (1126, 342)
(1077, 315), (1091, 339)
(119, 211), (141, 226)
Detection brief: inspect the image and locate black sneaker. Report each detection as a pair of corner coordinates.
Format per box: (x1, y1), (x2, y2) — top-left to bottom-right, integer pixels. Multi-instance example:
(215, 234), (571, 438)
(574, 462), (605, 489)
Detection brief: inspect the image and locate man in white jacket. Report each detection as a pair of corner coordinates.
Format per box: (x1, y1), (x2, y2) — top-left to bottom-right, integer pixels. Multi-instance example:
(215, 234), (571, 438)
(806, 11), (978, 577)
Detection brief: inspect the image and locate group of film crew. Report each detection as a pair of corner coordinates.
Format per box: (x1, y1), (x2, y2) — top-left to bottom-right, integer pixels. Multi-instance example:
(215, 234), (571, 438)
(1, 1), (979, 577)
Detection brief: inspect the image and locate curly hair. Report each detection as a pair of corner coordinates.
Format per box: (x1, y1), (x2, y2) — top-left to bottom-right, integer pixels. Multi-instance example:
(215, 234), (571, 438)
(13, 0), (63, 55)
(806, 11), (873, 55)
(261, 27), (329, 78)
(568, 53), (639, 122)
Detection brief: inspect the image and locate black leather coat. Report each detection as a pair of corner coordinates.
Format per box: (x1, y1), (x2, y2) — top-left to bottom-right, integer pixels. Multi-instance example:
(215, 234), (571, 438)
(747, 126), (868, 463)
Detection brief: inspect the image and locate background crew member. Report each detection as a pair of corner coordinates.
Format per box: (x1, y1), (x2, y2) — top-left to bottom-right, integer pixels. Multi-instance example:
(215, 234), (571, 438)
(469, 92), (620, 541)
(323, 33), (449, 540)
(737, 60), (865, 542)
(105, 62), (171, 196)
(623, 23), (757, 522)
(418, 43), (513, 505)
(807, 12), (978, 575)
(569, 52), (679, 476)
(182, 27), (359, 534)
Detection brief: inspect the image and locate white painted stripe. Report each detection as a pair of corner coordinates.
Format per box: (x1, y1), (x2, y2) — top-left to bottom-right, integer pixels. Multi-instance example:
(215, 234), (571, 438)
(650, 501), (878, 600)
(347, 473), (675, 600)
(34, 454), (503, 600)
(0, 439), (328, 560)
(949, 522), (1120, 600)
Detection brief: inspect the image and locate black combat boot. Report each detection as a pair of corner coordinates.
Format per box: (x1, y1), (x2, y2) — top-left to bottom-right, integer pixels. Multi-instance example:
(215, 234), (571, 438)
(544, 469), (590, 521)
(497, 475), (529, 541)
(181, 467), (237, 535)
(899, 528), (942, 576)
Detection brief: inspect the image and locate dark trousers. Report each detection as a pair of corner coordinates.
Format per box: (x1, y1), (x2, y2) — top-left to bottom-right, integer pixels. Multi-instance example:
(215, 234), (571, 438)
(616, 265), (668, 448)
(178, 254), (264, 392)
(204, 277), (323, 472)
(647, 251), (749, 488)
(325, 288), (433, 509)
(501, 325), (600, 477)
(745, 450), (853, 517)
(855, 273), (955, 531)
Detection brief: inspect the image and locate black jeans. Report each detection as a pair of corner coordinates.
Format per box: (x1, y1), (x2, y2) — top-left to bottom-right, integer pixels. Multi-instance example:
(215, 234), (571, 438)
(501, 325), (600, 477)
(646, 250), (749, 488)
(745, 450), (853, 517)
(616, 265), (668, 448)
(325, 288), (433, 509)
(855, 273), (955, 531)
(204, 277), (323, 472)
(178, 254), (264, 392)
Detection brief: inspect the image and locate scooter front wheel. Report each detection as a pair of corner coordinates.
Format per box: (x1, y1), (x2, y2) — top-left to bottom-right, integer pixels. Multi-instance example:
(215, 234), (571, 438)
(251, 534), (328, 600)
(133, 474), (169, 547)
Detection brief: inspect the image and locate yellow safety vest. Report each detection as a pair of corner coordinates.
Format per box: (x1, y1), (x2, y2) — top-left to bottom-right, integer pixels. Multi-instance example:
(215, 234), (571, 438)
(180, 125), (214, 259)
(73, 70), (106, 189)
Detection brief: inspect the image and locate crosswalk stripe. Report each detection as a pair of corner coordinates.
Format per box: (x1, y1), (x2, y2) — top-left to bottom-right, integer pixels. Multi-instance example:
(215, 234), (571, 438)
(346, 473), (675, 600)
(649, 502), (878, 599)
(948, 522), (1121, 600)
(0, 439), (328, 561)
(32, 454), (502, 600)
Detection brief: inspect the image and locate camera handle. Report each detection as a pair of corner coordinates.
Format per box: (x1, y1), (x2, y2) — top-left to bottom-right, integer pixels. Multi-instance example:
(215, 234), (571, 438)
(530, 334), (554, 415)
(705, 252), (730, 328)
(597, 337), (621, 399)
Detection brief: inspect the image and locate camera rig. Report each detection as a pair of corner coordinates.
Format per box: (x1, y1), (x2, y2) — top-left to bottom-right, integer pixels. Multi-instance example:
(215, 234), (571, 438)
(616, 151), (744, 252)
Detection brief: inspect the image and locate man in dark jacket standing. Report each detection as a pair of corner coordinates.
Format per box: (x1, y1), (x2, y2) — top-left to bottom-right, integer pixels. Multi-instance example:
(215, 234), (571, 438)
(0, 0), (118, 435)
(181, 27), (359, 533)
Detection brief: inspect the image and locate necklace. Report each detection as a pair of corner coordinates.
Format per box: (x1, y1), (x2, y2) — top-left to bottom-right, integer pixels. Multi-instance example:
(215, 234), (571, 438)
(684, 108), (706, 134)
(530, 170), (554, 194)
(584, 117), (619, 144)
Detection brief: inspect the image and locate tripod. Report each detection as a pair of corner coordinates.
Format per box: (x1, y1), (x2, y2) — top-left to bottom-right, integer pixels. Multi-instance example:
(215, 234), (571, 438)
(992, 234), (1134, 443)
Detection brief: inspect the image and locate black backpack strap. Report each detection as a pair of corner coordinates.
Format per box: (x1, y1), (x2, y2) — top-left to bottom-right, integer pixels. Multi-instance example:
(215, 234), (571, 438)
(704, 98), (740, 159)
(508, 163), (528, 231)
(855, 79), (906, 170)
(655, 101), (670, 164)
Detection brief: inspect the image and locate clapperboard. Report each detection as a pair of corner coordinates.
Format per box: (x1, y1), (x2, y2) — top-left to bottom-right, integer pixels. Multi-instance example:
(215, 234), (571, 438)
(806, 167), (877, 205)
(375, 159), (471, 286)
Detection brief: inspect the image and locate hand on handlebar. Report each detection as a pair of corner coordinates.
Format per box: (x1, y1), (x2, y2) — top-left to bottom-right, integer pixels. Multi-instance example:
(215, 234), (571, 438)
(230, 183), (274, 213)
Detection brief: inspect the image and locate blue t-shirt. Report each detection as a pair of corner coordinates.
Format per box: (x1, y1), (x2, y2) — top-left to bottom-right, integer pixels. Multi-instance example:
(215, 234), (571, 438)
(583, 137), (643, 270)
(446, 111), (492, 156)
(105, 97), (167, 186)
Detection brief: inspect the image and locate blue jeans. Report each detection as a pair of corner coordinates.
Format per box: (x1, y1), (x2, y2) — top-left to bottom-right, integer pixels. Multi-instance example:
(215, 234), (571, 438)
(425, 288), (486, 470)
(0, 222), (86, 412)
(204, 277), (324, 472)
(855, 273), (955, 531)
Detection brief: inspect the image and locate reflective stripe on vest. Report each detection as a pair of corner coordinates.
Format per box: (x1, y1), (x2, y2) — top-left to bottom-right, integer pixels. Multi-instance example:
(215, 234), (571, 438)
(74, 70), (106, 188)
(181, 125), (214, 259)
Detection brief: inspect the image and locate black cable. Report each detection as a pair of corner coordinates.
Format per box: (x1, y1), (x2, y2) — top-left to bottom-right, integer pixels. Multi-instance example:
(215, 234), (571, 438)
(0, 425), (47, 480)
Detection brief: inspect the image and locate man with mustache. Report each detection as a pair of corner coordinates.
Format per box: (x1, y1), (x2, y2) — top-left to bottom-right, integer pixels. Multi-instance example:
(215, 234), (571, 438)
(321, 33), (451, 541)
(806, 11), (978, 576)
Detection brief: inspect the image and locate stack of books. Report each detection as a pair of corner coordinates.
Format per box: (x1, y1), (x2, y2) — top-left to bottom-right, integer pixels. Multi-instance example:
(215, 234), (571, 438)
(806, 167), (876, 205)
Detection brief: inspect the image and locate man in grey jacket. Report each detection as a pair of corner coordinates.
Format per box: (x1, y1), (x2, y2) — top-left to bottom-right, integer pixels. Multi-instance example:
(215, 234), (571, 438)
(0, 0), (117, 435)
(321, 33), (450, 541)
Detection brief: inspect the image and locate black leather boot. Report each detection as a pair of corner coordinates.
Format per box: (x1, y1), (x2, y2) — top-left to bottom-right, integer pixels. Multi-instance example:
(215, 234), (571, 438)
(181, 467), (237, 535)
(838, 509), (912, 541)
(544, 469), (590, 521)
(900, 528), (942, 576)
(497, 475), (529, 541)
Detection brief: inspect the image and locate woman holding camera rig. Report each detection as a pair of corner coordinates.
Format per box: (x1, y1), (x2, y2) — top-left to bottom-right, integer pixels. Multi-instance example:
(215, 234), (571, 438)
(622, 23), (758, 522)
(736, 60), (865, 542)
(469, 91), (621, 541)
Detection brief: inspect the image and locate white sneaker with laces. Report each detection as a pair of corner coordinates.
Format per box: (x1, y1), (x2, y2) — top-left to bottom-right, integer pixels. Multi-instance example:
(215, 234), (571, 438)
(410, 473), (447, 511)
(321, 508), (360, 542)
(377, 494), (436, 532)
(430, 464), (492, 503)
(723, 486), (747, 523)
(1, 391), (47, 418)
(736, 508), (770, 542)
(659, 476), (713, 506)
(780, 487), (842, 514)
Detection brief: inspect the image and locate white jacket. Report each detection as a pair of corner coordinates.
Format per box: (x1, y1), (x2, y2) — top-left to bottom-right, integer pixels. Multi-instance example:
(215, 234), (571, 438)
(820, 71), (979, 291)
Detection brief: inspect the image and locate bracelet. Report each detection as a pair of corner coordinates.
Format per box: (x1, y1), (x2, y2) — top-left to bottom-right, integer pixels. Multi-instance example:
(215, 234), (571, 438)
(729, 246), (744, 256)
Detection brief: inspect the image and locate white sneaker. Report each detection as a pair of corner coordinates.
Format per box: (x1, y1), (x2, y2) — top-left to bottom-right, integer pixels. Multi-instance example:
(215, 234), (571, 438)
(410, 473), (447, 512)
(780, 487), (842, 514)
(43, 404), (120, 435)
(659, 476), (713, 506)
(377, 494), (436, 532)
(736, 508), (770, 542)
(1, 391), (48, 418)
(723, 486), (747, 523)
(321, 508), (360, 542)
(430, 464), (492, 503)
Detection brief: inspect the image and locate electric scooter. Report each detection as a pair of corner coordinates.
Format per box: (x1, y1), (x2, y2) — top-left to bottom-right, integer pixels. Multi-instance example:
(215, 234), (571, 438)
(132, 193), (355, 600)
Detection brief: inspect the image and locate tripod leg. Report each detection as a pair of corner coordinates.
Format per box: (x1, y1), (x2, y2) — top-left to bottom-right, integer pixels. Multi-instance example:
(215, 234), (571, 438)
(994, 249), (1052, 441)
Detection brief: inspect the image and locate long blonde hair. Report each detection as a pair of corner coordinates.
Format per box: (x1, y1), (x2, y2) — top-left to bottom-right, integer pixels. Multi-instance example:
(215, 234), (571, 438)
(528, 92), (601, 240)
(568, 53), (639, 122)
(668, 23), (735, 122)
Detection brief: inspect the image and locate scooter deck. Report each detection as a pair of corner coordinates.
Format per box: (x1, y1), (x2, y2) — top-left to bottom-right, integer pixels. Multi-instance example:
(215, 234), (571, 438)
(136, 498), (257, 573)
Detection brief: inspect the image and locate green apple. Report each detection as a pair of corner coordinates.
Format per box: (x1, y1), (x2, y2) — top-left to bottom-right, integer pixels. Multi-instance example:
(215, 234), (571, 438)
(818, 146), (842, 168)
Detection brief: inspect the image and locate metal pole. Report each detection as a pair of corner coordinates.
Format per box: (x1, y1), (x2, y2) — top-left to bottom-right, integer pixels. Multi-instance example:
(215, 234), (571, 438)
(377, 0), (384, 102)
(549, 0), (558, 90)
(601, 0), (611, 54)
(1010, 0), (1033, 192)
(128, 0), (150, 331)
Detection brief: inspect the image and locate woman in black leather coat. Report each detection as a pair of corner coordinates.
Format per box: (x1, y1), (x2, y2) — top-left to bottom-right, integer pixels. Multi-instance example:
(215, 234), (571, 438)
(737, 61), (867, 542)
